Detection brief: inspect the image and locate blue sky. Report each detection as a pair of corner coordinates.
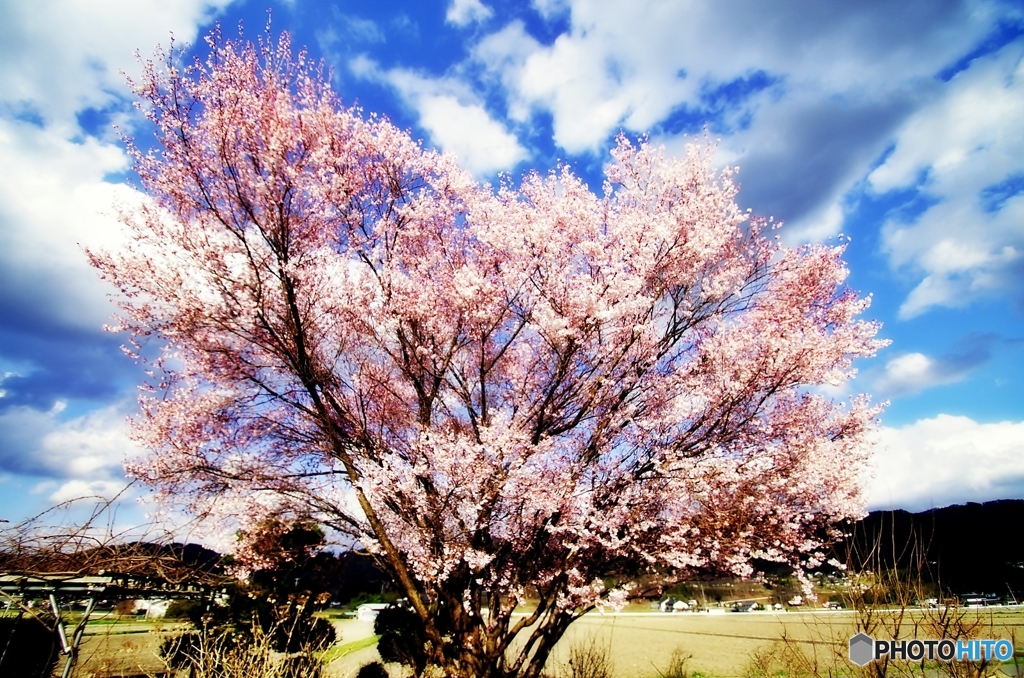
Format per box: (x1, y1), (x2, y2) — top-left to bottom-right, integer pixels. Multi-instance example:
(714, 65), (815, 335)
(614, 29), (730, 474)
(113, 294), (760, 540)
(1, 0), (1023, 528)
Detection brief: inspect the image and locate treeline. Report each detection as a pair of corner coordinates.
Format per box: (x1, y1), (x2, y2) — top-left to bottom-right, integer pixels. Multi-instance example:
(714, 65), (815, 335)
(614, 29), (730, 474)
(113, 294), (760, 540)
(8, 502), (1018, 604)
(248, 549), (393, 604)
(833, 499), (1024, 597)
(131, 500), (1024, 602)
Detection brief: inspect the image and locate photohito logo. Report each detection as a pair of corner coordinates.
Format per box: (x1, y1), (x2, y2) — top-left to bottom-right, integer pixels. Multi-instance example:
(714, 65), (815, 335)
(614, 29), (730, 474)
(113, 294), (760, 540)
(849, 633), (1014, 666)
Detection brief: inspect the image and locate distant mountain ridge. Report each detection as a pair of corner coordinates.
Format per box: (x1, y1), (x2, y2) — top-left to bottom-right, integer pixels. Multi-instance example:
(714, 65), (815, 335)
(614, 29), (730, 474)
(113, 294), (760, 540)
(838, 499), (1024, 597)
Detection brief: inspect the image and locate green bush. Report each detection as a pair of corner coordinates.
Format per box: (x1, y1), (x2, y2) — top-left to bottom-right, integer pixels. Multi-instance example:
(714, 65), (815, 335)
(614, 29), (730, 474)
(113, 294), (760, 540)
(356, 661), (390, 678)
(164, 598), (204, 619)
(374, 604), (427, 674)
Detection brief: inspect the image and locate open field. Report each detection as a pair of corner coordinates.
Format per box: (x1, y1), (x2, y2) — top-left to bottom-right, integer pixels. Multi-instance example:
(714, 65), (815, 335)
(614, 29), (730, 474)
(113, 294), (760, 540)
(70, 618), (188, 678)
(58, 606), (1024, 677)
(325, 607), (1024, 678)
(75, 631), (169, 678)
(542, 608), (1024, 677)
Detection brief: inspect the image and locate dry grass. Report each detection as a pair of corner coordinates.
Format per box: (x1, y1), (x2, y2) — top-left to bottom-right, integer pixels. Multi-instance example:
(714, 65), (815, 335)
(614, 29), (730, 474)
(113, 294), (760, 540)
(52, 606), (1024, 677)
(562, 633), (615, 678)
(740, 605), (1024, 678)
(535, 607), (1024, 678)
(157, 622), (323, 678)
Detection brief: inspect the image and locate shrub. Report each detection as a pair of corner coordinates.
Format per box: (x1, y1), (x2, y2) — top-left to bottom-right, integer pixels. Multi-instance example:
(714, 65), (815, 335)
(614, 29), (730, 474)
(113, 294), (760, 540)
(563, 634), (613, 678)
(356, 661), (390, 678)
(0, 615), (60, 677)
(656, 647), (693, 678)
(164, 598), (204, 619)
(374, 603), (428, 674)
(158, 591), (334, 676)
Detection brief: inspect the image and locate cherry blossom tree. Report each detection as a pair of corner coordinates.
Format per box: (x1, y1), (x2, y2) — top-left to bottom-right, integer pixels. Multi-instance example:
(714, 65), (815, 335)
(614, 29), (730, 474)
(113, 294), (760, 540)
(91, 30), (886, 678)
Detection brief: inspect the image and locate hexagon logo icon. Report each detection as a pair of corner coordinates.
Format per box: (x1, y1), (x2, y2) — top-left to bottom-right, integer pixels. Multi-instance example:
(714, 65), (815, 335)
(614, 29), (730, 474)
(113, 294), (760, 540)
(849, 633), (874, 666)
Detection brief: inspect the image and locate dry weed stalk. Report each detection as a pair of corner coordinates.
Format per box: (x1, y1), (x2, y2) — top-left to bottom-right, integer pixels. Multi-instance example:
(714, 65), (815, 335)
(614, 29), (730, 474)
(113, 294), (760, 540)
(157, 587), (333, 678)
(0, 492), (225, 585)
(1, 494), (231, 678)
(745, 519), (1015, 678)
(653, 647), (693, 678)
(159, 617), (324, 678)
(561, 634), (614, 678)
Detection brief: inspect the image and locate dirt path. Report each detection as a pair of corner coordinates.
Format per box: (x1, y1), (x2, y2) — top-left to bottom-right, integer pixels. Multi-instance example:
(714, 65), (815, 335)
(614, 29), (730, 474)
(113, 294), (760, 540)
(324, 618), (387, 678)
(73, 628), (175, 678)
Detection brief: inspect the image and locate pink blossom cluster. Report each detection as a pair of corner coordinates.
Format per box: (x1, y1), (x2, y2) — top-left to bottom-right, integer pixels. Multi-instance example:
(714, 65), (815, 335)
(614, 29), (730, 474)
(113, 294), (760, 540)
(90, 30), (886, 677)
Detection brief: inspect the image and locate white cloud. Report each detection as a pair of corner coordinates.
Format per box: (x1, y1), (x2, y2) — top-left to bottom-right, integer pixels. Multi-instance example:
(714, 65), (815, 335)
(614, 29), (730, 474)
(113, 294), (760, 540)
(0, 1), (234, 524)
(0, 1), (240, 330)
(0, 118), (140, 332)
(476, 0), (987, 152)
(866, 415), (1024, 511)
(531, 0), (569, 21)
(472, 22), (543, 121)
(42, 478), (133, 504)
(453, 0), (1014, 248)
(875, 353), (939, 395)
(0, 402), (139, 481)
(39, 408), (140, 477)
(317, 14), (385, 51)
(868, 43), (1024, 317)
(349, 58), (527, 176)
(344, 1), (1018, 253)
(872, 351), (980, 397)
(416, 96), (527, 175)
(0, 0), (235, 128)
(446, 0), (494, 27)
(344, 15), (385, 43)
